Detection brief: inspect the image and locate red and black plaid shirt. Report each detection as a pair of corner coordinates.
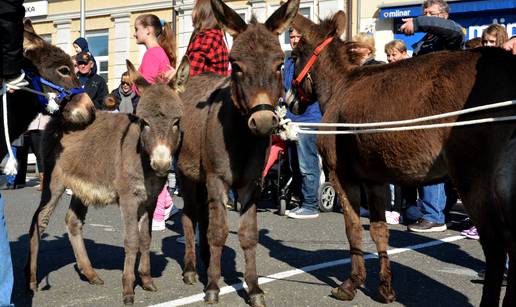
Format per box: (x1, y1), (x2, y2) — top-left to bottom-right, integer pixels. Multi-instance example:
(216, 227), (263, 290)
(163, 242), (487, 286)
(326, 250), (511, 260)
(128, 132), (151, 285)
(186, 29), (230, 77)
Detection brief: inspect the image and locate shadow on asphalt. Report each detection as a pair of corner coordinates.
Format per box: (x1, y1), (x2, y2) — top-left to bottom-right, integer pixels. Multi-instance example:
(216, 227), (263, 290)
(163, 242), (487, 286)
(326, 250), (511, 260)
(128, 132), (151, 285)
(259, 227), (482, 306)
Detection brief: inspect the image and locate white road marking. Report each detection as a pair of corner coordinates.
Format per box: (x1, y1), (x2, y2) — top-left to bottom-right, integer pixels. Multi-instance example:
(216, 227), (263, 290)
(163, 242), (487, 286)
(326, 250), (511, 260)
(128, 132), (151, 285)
(150, 235), (466, 307)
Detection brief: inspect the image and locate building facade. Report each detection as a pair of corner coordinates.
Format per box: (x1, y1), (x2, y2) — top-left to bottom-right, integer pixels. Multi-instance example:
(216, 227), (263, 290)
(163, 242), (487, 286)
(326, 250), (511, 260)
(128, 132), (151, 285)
(26, 0), (348, 90)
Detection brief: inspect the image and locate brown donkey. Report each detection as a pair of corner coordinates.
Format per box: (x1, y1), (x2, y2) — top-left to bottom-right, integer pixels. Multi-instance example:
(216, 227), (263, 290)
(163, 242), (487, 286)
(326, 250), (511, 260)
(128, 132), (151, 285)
(25, 59), (189, 305)
(2, 20), (95, 160)
(176, 0), (299, 305)
(288, 12), (516, 306)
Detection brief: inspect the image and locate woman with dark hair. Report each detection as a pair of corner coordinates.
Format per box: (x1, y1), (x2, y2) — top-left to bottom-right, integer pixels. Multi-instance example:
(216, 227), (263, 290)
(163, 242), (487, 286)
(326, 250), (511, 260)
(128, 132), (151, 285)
(134, 14), (176, 84)
(134, 14), (177, 231)
(186, 0), (229, 76)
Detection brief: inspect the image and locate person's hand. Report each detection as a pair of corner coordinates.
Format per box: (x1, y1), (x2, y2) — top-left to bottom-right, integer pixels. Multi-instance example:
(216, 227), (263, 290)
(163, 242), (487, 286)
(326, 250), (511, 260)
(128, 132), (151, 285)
(503, 37), (516, 55)
(400, 18), (414, 35)
(159, 65), (177, 83)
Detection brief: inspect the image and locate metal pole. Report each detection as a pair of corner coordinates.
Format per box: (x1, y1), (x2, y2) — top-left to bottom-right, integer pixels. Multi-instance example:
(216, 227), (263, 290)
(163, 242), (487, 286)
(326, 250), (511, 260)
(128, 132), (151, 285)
(80, 0), (85, 37)
(172, 0), (177, 36)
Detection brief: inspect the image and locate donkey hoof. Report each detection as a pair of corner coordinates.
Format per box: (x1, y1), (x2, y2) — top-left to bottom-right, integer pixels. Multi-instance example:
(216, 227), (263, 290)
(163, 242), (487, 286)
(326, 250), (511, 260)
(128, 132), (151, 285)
(89, 276), (104, 285)
(28, 282), (38, 292)
(379, 287), (396, 303)
(249, 293), (266, 307)
(142, 282), (158, 292)
(183, 272), (198, 285)
(331, 286), (356, 301)
(204, 290), (219, 304)
(123, 295), (134, 305)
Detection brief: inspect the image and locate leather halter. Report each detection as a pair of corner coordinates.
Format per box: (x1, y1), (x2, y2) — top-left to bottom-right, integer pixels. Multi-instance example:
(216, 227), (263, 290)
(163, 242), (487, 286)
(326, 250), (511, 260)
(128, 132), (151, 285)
(291, 36), (334, 102)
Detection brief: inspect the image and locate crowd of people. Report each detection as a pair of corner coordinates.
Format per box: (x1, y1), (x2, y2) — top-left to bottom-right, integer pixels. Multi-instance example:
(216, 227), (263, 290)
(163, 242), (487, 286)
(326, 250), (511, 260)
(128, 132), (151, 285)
(2, 0), (516, 305)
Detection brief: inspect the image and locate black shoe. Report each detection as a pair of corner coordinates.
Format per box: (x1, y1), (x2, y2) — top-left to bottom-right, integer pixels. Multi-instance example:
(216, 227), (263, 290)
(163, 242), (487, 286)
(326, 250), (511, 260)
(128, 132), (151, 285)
(407, 219), (447, 233)
(0, 182), (17, 190)
(477, 269), (508, 286)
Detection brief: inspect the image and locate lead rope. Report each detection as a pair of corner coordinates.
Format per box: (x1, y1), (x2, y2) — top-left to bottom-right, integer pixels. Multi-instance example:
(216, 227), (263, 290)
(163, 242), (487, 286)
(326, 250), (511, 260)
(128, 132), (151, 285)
(2, 81), (17, 175)
(274, 99), (516, 140)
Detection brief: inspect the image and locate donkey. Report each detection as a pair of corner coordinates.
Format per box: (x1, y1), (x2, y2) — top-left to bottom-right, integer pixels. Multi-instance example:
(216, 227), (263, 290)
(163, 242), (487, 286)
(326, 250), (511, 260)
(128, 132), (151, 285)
(288, 12), (516, 306)
(25, 59), (189, 305)
(176, 0), (298, 305)
(1, 20), (95, 160)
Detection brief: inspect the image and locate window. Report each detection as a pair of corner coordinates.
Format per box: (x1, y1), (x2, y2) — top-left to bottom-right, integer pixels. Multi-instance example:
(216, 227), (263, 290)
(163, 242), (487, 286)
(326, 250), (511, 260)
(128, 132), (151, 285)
(86, 30), (109, 81)
(40, 34), (52, 43)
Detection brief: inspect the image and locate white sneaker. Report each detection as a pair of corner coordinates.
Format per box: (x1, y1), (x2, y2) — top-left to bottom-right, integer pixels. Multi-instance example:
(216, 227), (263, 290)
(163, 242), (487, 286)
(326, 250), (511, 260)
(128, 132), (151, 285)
(385, 211), (401, 225)
(65, 188), (73, 195)
(152, 219), (165, 231)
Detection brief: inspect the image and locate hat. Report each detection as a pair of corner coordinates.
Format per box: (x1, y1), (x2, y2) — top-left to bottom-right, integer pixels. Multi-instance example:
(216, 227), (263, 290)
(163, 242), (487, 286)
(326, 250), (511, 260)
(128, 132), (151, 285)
(75, 51), (92, 64)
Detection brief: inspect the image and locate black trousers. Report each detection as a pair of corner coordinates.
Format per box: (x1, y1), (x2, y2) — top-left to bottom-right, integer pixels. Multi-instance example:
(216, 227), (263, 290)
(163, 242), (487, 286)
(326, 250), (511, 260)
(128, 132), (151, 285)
(0, 0), (25, 77)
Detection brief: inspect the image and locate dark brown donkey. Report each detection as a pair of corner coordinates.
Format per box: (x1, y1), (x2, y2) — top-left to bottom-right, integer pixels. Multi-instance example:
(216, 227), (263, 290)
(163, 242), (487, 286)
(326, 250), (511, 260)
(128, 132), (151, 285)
(288, 12), (516, 306)
(2, 20), (95, 160)
(176, 0), (298, 306)
(25, 59), (189, 305)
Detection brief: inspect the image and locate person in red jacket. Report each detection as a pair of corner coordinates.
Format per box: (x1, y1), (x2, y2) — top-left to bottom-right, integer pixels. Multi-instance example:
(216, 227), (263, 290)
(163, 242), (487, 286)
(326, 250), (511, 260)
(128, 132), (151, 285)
(186, 0), (230, 77)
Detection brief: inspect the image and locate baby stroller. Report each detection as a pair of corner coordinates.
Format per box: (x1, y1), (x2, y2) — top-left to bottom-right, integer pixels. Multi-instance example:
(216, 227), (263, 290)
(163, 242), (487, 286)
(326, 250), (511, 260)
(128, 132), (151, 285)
(261, 136), (337, 215)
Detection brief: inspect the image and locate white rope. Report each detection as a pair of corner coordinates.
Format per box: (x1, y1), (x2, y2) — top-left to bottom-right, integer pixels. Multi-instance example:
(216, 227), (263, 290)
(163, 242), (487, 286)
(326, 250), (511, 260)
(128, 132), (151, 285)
(295, 115), (516, 135)
(2, 82), (17, 176)
(296, 100), (516, 128)
(7, 83), (60, 114)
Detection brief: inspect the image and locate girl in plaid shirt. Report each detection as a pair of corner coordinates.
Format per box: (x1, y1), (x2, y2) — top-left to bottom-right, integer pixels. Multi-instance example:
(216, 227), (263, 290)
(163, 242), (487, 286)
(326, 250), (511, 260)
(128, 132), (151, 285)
(187, 0), (230, 77)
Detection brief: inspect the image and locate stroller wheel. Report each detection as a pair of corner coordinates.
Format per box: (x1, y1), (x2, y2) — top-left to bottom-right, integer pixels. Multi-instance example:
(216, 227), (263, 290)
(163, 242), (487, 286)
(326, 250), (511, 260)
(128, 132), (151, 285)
(319, 182), (336, 212)
(278, 198), (287, 216)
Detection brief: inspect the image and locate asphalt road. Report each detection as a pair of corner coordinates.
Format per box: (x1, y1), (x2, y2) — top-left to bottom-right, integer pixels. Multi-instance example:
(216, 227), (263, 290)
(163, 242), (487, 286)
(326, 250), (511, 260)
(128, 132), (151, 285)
(3, 178), (502, 307)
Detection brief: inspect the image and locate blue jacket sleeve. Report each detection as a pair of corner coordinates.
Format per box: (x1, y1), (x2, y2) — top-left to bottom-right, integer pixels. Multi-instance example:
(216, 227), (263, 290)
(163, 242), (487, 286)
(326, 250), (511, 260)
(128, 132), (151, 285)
(413, 16), (464, 47)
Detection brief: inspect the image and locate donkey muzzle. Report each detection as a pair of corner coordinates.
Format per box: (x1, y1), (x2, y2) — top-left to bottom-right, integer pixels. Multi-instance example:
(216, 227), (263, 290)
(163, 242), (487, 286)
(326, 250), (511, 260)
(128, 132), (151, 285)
(248, 104), (279, 136)
(150, 144), (172, 176)
(62, 93), (96, 127)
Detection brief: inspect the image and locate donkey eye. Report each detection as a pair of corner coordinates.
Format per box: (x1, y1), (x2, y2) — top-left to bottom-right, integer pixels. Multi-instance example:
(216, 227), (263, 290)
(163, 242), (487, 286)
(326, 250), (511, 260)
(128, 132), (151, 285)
(58, 66), (70, 75)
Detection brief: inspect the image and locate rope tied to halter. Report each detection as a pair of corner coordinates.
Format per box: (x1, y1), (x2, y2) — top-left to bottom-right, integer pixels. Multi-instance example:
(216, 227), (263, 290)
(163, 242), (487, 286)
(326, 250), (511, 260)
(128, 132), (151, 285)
(1, 71), (85, 175)
(274, 100), (516, 140)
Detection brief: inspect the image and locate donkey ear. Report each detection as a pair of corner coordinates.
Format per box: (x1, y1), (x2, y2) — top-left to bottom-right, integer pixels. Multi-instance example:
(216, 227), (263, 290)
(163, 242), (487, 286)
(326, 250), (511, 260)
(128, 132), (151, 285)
(23, 22), (45, 52)
(24, 19), (36, 34)
(330, 11), (347, 39)
(171, 56), (190, 93)
(291, 13), (320, 43)
(210, 0), (247, 37)
(264, 0), (300, 35)
(126, 60), (150, 92)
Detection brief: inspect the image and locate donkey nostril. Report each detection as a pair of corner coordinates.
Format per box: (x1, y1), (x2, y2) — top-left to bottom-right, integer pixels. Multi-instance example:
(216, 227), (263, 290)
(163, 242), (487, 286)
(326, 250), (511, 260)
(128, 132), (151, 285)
(249, 118), (257, 129)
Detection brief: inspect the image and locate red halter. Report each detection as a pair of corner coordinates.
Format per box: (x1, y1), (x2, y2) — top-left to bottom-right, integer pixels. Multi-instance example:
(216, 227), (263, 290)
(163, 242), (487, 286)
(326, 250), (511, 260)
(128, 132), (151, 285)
(291, 36), (334, 102)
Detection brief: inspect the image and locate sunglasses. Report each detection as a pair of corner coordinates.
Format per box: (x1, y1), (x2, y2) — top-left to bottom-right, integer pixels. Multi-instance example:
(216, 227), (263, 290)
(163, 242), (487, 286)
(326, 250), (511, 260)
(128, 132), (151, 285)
(121, 81), (131, 86)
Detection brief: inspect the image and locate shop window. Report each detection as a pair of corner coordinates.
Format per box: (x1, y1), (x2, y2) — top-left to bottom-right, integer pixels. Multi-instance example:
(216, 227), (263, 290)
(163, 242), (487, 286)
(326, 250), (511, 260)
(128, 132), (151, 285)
(86, 30), (109, 81)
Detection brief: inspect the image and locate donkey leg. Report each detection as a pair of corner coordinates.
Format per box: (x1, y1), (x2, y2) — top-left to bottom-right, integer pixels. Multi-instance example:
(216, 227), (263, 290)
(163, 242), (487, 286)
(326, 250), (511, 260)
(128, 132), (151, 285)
(120, 203), (140, 305)
(367, 184), (396, 303)
(181, 179), (200, 285)
(25, 172), (65, 291)
(238, 198), (265, 307)
(138, 203), (157, 292)
(65, 196), (103, 285)
(204, 176), (229, 304)
(330, 178), (365, 301)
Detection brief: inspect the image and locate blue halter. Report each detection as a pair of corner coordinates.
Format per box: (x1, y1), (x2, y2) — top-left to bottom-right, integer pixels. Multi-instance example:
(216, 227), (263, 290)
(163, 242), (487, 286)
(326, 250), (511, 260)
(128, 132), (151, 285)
(28, 73), (85, 107)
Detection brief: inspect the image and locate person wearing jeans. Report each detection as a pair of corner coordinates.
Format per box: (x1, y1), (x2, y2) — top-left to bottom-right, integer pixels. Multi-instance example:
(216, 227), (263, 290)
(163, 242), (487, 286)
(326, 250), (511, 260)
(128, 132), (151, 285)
(401, 0), (464, 232)
(283, 28), (322, 219)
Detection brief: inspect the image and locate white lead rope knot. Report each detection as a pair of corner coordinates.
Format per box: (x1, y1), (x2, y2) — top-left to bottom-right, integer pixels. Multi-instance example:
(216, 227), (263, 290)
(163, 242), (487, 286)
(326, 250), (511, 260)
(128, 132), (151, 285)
(2, 81), (17, 176)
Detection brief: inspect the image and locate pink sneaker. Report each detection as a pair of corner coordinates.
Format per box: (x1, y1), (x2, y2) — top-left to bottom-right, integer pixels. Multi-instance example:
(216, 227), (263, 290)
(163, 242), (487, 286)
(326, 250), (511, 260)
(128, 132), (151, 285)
(153, 185), (173, 231)
(461, 226), (479, 240)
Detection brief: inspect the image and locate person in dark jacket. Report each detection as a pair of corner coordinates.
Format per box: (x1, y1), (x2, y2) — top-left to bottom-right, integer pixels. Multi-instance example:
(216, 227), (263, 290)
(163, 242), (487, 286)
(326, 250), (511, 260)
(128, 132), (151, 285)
(400, 0), (464, 233)
(0, 1), (24, 304)
(73, 37), (98, 75)
(400, 0), (464, 56)
(76, 51), (108, 110)
(109, 71), (139, 114)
